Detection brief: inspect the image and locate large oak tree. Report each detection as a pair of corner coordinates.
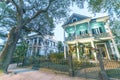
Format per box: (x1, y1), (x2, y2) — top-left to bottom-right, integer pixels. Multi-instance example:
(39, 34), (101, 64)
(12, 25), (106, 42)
(0, 0), (84, 73)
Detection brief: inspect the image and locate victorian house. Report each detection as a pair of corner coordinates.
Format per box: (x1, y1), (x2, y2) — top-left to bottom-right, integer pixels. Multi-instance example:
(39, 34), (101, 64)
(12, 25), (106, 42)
(26, 34), (58, 57)
(62, 13), (120, 61)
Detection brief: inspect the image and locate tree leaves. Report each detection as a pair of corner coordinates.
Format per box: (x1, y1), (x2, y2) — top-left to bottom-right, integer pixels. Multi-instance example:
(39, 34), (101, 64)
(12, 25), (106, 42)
(88, 0), (120, 18)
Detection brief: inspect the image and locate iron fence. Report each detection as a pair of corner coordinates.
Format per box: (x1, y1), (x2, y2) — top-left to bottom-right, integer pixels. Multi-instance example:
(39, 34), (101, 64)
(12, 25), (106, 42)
(34, 58), (120, 80)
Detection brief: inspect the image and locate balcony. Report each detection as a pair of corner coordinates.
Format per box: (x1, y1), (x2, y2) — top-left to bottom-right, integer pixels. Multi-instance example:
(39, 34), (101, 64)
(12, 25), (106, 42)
(93, 33), (110, 39)
(65, 36), (76, 41)
(65, 33), (111, 41)
(77, 34), (91, 39)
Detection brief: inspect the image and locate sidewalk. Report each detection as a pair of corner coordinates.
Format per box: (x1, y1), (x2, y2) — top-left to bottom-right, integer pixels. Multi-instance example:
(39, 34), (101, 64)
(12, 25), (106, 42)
(0, 68), (87, 80)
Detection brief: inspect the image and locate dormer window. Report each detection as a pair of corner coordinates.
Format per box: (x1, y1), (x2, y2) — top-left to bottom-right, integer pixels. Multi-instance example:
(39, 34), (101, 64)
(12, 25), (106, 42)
(72, 18), (77, 22)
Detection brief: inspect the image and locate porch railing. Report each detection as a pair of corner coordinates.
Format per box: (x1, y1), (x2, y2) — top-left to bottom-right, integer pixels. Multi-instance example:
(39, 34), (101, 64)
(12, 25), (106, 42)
(93, 33), (110, 39)
(65, 32), (111, 41)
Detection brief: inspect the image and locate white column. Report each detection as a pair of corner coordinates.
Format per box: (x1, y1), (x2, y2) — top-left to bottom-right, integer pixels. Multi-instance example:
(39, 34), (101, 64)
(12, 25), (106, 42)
(31, 39), (35, 55)
(104, 43), (111, 60)
(105, 20), (120, 60)
(35, 38), (39, 54)
(76, 43), (80, 61)
(111, 39), (120, 60)
(91, 41), (97, 60)
(64, 29), (67, 59)
(37, 37), (39, 45)
(88, 22), (92, 36)
(64, 44), (67, 59)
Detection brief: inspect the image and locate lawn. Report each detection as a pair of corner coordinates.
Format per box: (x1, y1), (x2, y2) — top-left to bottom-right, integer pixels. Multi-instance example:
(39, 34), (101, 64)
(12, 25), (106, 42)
(0, 69), (3, 74)
(106, 68), (120, 79)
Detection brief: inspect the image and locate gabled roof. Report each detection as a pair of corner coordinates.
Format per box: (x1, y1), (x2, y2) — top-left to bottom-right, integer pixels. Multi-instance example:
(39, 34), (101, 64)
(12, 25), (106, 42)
(63, 13), (90, 26)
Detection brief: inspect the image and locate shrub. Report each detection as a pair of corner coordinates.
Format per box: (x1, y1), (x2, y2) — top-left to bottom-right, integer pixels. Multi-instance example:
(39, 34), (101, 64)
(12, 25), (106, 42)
(48, 52), (64, 61)
(73, 60), (96, 70)
(0, 69), (3, 74)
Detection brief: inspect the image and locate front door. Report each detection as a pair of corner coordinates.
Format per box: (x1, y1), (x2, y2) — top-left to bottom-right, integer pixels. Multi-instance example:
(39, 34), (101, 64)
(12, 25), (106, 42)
(96, 43), (108, 59)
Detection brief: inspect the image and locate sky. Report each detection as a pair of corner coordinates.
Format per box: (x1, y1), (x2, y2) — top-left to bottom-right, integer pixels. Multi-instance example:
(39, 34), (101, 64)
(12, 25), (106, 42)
(53, 3), (108, 41)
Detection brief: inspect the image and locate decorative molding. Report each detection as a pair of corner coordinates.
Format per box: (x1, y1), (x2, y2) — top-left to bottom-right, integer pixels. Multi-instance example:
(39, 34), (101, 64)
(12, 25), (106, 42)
(63, 18), (91, 28)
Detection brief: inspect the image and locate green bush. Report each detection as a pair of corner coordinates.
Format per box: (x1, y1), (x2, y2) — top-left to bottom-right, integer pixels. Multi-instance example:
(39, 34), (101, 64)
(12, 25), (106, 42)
(73, 60), (96, 70)
(106, 69), (120, 78)
(0, 69), (3, 74)
(48, 52), (64, 61)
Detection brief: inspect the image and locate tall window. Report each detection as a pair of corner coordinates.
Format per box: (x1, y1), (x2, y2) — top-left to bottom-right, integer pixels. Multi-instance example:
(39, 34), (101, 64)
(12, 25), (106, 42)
(39, 39), (41, 45)
(79, 30), (88, 35)
(92, 27), (103, 34)
(68, 32), (75, 37)
(34, 38), (37, 45)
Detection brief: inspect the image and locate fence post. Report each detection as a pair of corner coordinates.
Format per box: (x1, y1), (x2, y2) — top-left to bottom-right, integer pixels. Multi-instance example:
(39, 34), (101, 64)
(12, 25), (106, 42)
(68, 53), (74, 77)
(97, 48), (109, 80)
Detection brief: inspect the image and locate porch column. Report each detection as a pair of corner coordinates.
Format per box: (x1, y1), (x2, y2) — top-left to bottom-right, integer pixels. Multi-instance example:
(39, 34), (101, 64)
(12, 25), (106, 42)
(105, 21), (120, 60)
(104, 43), (111, 60)
(64, 44), (67, 59)
(88, 22), (92, 36)
(111, 39), (120, 60)
(64, 29), (67, 59)
(35, 37), (39, 54)
(76, 43), (80, 61)
(91, 41), (97, 60)
(31, 39), (35, 55)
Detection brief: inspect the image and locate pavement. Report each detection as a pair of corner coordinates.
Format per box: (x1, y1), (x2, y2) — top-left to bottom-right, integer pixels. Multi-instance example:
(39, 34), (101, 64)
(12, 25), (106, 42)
(0, 68), (87, 80)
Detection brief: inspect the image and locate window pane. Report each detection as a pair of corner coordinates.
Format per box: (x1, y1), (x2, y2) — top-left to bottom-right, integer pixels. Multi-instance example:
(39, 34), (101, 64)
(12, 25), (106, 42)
(99, 27), (103, 33)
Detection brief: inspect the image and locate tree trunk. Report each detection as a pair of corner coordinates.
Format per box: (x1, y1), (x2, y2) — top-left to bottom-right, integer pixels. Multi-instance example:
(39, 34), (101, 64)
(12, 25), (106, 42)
(0, 27), (21, 73)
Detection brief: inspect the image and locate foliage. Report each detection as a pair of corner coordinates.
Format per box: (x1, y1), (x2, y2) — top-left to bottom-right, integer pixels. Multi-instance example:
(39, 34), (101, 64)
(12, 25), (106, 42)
(73, 60), (96, 70)
(112, 20), (120, 42)
(88, 0), (120, 18)
(57, 41), (64, 53)
(12, 41), (28, 64)
(106, 69), (120, 78)
(0, 69), (3, 74)
(0, 0), (85, 73)
(48, 52), (64, 60)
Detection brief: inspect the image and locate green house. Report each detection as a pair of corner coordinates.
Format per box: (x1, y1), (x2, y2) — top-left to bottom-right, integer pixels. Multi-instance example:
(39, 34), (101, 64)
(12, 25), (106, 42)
(62, 13), (120, 61)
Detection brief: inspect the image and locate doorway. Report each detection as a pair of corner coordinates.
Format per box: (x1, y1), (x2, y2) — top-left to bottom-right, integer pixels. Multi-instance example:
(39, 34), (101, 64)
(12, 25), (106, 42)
(96, 43), (109, 59)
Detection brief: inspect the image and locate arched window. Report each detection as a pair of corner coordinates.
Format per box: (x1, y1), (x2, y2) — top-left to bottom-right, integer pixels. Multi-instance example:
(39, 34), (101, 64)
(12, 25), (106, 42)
(72, 18), (77, 22)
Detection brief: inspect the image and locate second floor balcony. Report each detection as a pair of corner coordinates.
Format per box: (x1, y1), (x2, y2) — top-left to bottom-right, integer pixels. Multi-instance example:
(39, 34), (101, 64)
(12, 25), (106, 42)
(65, 32), (111, 41)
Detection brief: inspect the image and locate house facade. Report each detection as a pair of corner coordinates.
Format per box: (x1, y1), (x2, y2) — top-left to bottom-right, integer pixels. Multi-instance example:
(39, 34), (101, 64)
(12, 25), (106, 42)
(63, 13), (120, 61)
(26, 34), (58, 57)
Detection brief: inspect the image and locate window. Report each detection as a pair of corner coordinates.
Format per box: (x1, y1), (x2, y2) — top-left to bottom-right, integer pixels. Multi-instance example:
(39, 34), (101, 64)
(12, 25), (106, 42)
(79, 30), (88, 35)
(53, 42), (55, 46)
(27, 41), (29, 44)
(34, 38), (37, 45)
(92, 27), (103, 34)
(72, 18), (77, 22)
(39, 39), (41, 45)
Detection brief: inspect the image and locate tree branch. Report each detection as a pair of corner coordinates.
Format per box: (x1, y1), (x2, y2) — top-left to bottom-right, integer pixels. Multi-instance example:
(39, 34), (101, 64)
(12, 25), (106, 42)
(10, 0), (19, 12)
(23, 0), (55, 26)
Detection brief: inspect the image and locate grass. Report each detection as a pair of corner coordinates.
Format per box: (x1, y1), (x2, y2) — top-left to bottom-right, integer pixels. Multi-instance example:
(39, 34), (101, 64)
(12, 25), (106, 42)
(106, 68), (120, 79)
(0, 69), (3, 74)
